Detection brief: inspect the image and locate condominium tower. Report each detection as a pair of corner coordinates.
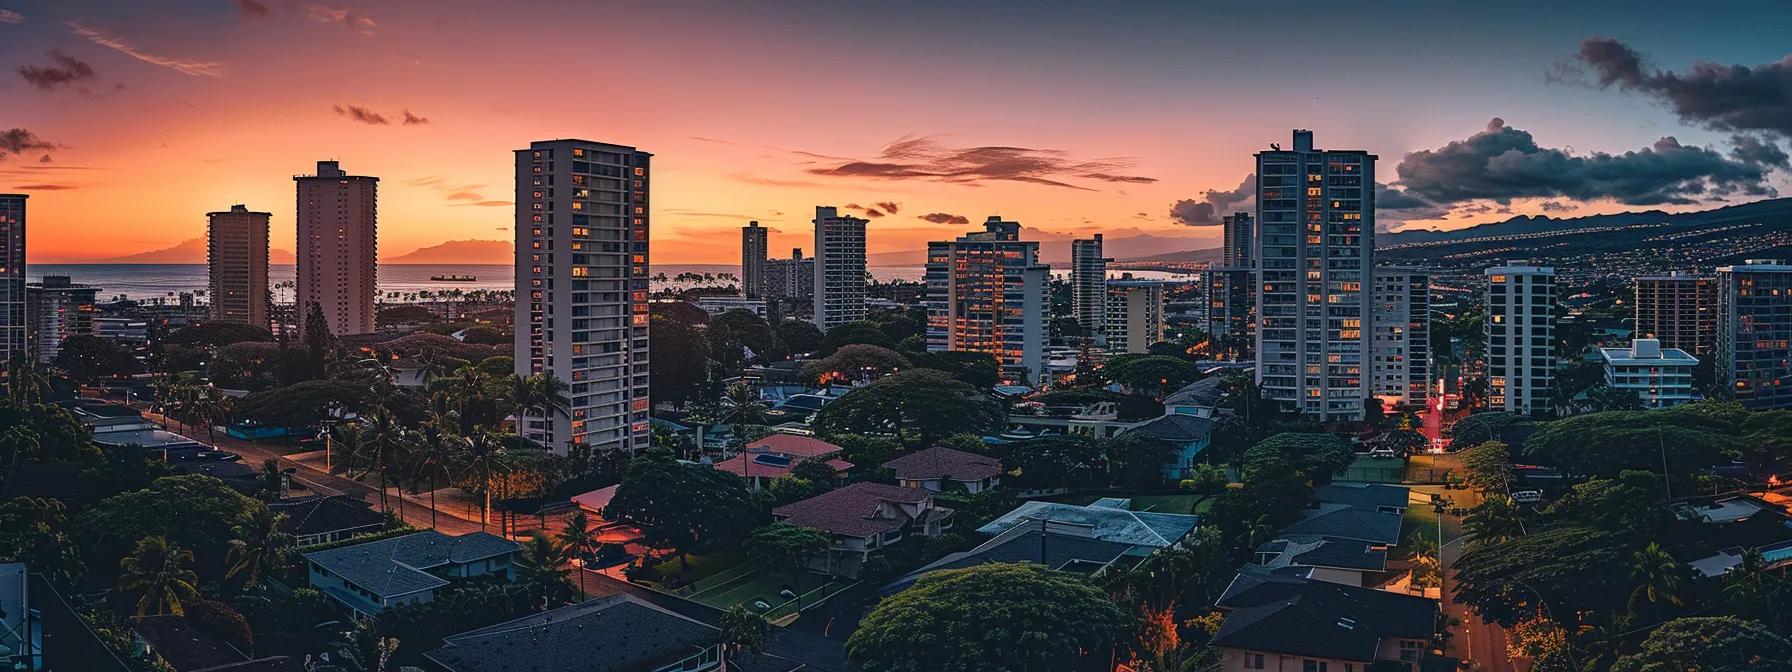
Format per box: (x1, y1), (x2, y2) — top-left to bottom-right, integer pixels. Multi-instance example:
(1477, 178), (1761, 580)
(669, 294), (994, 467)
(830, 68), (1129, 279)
(1222, 212), (1254, 267)
(207, 204), (271, 329)
(1070, 235), (1109, 342)
(294, 161), (377, 336)
(1204, 267), (1256, 361)
(1371, 267), (1431, 409)
(1634, 272), (1716, 357)
(1254, 130), (1376, 421)
(0, 195), (24, 363)
(813, 206), (868, 331)
(1105, 277), (1165, 354)
(1716, 260), (1792, 409)
(515, 139), (653, 454)
(764, 248), (815, 301)
(1485, 263), (1555, 416)
(924, 217), (1049, 384)
(741, 221), (768, 298)
(25, 276), (96, 363)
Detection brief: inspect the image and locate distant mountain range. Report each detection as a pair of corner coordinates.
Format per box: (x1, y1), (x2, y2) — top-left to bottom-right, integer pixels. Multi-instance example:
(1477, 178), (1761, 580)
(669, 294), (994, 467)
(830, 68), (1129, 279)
(866, 232), (1223, 266)
(102, 239), (298, 264)
(1381, 198), (1792, 245)
(99, 238), (514, 265)
(1377, 197), (1792, 266)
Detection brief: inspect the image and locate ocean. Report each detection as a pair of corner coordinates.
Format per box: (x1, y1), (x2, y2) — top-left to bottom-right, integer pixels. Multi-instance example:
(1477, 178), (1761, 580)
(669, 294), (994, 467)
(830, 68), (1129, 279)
(30, 263), (1196, 301)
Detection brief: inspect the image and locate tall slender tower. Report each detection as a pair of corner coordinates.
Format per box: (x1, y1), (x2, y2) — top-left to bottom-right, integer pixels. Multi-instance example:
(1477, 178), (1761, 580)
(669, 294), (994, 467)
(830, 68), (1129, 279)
(1255, 130), (1376, 421)
(741, 221), (768, 298)
(925, 217), (1049, 384)
(516, 140), (653, 454)
(1070, 235), (1109, 342)
(1485, 263), (1555, 416)
(1635, 272), (1716, 357)
(207, 204), (271, 329)
(1222, 212), (1255, 267)
(1717, 260), (1792, 409)
(294, 161), (377, 336)
(813, 206), (868, 331)
(0, 195), (24, 364)
(1371, 267), (1430, 408)
(1105, 278), (1166, 354)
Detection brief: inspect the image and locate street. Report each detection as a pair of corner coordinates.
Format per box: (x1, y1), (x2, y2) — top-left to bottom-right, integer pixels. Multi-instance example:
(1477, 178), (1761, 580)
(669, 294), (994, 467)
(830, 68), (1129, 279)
(1411, 484), (1525, 672)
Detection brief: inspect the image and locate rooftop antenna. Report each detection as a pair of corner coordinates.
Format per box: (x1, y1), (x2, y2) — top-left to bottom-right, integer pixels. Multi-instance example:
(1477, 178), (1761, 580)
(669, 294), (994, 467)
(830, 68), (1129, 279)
(1270, 143), (1282, 151)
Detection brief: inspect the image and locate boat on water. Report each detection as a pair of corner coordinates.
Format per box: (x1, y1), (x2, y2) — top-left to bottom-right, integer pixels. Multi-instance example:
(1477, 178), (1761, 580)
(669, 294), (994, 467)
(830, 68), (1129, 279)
(431, 274), (478, 282)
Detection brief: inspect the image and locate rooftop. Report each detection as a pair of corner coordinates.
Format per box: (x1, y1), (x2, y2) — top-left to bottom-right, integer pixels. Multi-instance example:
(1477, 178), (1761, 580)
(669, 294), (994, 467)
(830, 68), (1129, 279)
(425, 593), (796, 672)
(1212, 573), (1436, 662)
(1257, 535), (1387, 572)
(1163, 376), (1227, 409)
(773, 482), (937, 538)
(1313, 483), (1412, 512)
(1124, 413), (1214, 443)
(270, 496), (386, 539)
(303, 530), (520, 599)
(1276, 502), (1403, 545)
(884, 521), (1138, 594)
(978, 499), (1198, 548)
(882, 446), (1003, 483)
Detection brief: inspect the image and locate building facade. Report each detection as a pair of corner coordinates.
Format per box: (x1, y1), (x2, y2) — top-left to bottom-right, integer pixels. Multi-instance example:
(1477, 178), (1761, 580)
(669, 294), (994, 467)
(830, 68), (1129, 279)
(763, 248), (814, 301)
(207, 204), (271, 329)
(1635, 272), (1717, 357)
(813, 206), (868, 331)
(1204, 267), (1256, 361)
(1254, 130), (1376, 421)
(25, 276), (96, 363)
(1105, 278), (1165, 354)
(514, 140), (653, 454)
(1485, 264), (1556, 416)
(1717, 261), (1792, 409)
(1222, 212), (1254, 267)
(0, 195), (25, 364)
(1371, 267), (1431, 408)
(1599, 338), (1697, 409)
(1070, 234), (1109, 343)
(741, 220), (768, 298)
(925, 217), (1048, 384)
(294, 161), (377, 336)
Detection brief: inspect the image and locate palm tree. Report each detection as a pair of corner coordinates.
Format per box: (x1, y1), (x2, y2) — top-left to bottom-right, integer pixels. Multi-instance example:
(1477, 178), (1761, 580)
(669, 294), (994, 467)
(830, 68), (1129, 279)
(412, 417), (465, 530)
(118, 536), (200, 618)
(510, 373), (571, 435)
(720, 604), (767, 656)
(1628, 542), (1686, 614)
(329, 422), (368, 477)
(719, 382), (768, 454)
(1463, 495), (1527, 546)
(256, 457), (284, 501)
(0, 426), (40, 468)
(362, 407), (406, 517)
(516, 532), (574, 604)
(464, 430), (508, 531)
(226, 506), (293, 590)
(1724, 547), (1781, 621)
(1407, 535), (1440, 591)
(195, 387), (234, 448)
(1239, 515), (1275, 551)
(558, 510), (596, 598)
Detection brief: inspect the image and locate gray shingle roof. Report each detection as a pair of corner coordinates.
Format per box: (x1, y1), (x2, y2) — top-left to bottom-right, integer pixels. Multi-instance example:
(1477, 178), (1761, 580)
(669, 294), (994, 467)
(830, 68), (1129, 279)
(425, 594), (723, 672)
(1212, 573), (1436, 662)
(1124, 413), (1214, 443)
(882, 446), (1003, 483)
(1276, 503), (1403, 545)
(977, 500), (1198, 548)
(302, 531), (520, 599)
(1314, 483), (1412, 512)
(1164, 377), (1226, 408)
(1258, 535), (1388, 571)
(884, 523), (1137, 593)
(271, 496), (385, 539)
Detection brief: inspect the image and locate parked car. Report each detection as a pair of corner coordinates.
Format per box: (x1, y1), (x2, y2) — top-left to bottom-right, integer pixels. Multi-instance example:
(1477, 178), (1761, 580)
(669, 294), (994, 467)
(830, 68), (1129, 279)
(178, 450), (242, 462)
(1511, 490), (1544, 504)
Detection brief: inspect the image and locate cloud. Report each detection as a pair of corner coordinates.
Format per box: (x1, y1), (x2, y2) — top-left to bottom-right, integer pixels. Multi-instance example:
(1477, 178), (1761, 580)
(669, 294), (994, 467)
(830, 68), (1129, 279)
(1167, 173), (1254, 226)
(0, 9), (21, 24)
(843, 203), (888, 218)
(451, 200), (511, 207)
(304, 2), (377, 35)
(875, 201), (900, 214)
(1538, 201), (1575, 212)
(1395, 117), (1775, 206)
(16, 50), (97, 91)
(0, 129), (60, 161)
(806, 135), (1155, 190)
(235, 0), (270, 18)
(12, 183), (77, 191)
(69, 21), (225, 78)
(401, 110), (429, 125)
(1732, 134), (1790, 168)
(728, 173), (824, 188)
(918, 213), (971, 225)
(333, 104), (388, 125)
(1565, 37), (1792, 137)
(39, 154), (52, 163)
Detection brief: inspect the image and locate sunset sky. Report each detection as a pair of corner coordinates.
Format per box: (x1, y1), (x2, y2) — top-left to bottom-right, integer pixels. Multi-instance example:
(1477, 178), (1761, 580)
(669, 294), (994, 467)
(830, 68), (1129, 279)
(3, 0), (1789, 263)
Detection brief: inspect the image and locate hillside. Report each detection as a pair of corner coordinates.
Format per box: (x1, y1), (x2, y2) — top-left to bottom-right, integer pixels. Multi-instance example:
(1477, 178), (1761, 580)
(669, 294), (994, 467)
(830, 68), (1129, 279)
(1377, 198), (1792, 269)
(383, 239), (512, 264)
(102, 238), (296, 264)
(866, 232), (1221, 266)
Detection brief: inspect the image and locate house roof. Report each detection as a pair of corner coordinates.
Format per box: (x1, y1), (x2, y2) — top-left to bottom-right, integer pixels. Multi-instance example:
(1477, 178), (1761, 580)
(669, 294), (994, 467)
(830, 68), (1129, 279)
(424, 593), (797, 672)
(748, 434), (846, 458)
(977, 500), (1198, 548)
(1124, 413), (1214, 443)
(883, 446), (1003, 483)
(1276, 503), (1403, 545)
(302, 530), (521, 599)
(190, 658), (305, 672)
(884, 522), (1137, 593)
(1164, 377), (1226, 408)
(773, 482), (936, 538)
(1258, 535), (1388, 572)
(134, 615), (248, 672)
(270, 496), (385, 539)
(1314, 483), (1411, 511)
(1212, 573), (1437, 662)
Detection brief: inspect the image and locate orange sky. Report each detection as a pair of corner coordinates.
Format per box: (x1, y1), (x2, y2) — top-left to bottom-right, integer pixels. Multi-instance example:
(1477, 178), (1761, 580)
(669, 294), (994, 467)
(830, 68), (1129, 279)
(3, 1), (1786, 264)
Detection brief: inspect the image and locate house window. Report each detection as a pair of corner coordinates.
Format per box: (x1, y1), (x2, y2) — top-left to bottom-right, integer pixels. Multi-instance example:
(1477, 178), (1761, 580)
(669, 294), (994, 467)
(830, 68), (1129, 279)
(1242, 653), (1266, 670)
(1303, 661), (1328, 672)
(1399, 640), (1423, 662)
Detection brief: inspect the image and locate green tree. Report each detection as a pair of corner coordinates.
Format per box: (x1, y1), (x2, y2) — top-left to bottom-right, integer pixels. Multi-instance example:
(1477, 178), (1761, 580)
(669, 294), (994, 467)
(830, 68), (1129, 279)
(1459, 440), (1514, 494)
(225, 506), (292, 590)
(802, 344), (911, 383)
(1243, 433), (1355, 487)
(649, 314), (712, 407)
(1103, 431), (1177, 488)
(1462, 495), (1528, 546)
(1524, 406), (1734, 478)
(118, 536), (201, 618)
(0, 496), (85, 587)
(53, 333), (142, 383)
(847, 563), (1124, 672)
(719, 382), (769, 452)
(821, 320), (897, 354)
(1627, 541), (1686, 614)
(775, 320), (824, 355)
(1102, 355), (1200, 399)
(813, 369), (1003, 448)
(721, 604), (768, 656)
(603, 453), (760, 570)
(558, 510), (596, 598)
(1452, 525), (1633, 627)
(910, 350), (1000, 388)
(515, 532), (575, 604)
(745, 522), (832, 603)
(1611, 616), (1792, 672)
(1450, 412), (1516, 449)
(78, 475), (266, 580)
(1725, 547), (1784, 623)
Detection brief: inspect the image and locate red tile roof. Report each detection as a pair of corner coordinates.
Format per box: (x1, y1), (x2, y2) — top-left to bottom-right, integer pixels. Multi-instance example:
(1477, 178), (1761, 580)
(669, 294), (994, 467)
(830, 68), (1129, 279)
(883, 446), (1004, 483)
(773, 482), (936, 538)
(748, 434), (845, 458)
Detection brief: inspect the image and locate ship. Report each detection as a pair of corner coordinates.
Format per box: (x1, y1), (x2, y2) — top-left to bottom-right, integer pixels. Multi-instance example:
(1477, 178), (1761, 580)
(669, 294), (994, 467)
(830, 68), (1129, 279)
(430, 274), (478, 282)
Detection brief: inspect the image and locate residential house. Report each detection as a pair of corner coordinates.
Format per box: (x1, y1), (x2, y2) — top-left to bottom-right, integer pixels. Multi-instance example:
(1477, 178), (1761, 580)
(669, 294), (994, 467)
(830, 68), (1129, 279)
(714, 434), (854, 490)
(1249, 484), (1411, 588)
(772, 482), (955, 579)
(303, 530), (521, 618)
(424, 593), (802, 672)
(270, 495), (387, 546)
(1120, 414), (1214, 480)
(132, 615), (303, 672)
(883, 520), (1143, 594)
(977, 498), (1200, 550)
(883, 446), (1003, 493)
(1666, 495), (1792, 578)
(1211, 573), (1440, 672)
(1163, 376), (1229, 417)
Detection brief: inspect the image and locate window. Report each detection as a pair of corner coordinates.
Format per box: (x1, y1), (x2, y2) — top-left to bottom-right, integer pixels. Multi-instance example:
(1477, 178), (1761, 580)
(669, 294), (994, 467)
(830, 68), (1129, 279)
(1243, 653), (1266, 670)
(1302, 661), (1328, 672)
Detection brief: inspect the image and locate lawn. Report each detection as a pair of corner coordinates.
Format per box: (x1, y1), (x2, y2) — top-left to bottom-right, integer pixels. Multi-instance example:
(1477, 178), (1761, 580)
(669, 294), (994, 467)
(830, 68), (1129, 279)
(1340, 456), (1406, 483)
(645, 550), (745, 590)
(687, 566), (836, 613)
(1127, 494), (1211, 515)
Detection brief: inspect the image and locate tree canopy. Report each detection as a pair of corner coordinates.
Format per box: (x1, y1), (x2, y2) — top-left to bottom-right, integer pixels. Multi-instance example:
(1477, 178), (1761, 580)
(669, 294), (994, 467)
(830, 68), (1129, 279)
(821, 320), (897, 355)
(77, 475), (267, 580)
(776, 320), (824, 355)
(1524, 404), (1739, 477)
(53, 334), (141, 383)
(1451, 525), (1634, 627)
(164, 321), (276, 348)
(1611, 617), (1792, 672)
(649, 314), (712, 407)
(802, 344), (911, 383)
(603, 454), (759, 561)
(813, 369), (1003, 447)
(1102, 355), (1201, 398)
(910, 350), (1000, 388)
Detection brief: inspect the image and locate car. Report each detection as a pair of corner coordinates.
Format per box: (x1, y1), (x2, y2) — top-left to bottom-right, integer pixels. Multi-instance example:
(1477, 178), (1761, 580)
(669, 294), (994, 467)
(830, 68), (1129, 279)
(1367, 448), (1399, 459)
(179, 450), (242, 462)
(1511, 490), (1543, 504)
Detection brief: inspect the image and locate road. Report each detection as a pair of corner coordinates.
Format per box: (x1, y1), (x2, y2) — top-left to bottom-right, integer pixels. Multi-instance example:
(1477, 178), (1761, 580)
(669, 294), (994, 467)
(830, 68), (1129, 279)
(577, 569), (849, 670)
(1411, 484), (1524, 672)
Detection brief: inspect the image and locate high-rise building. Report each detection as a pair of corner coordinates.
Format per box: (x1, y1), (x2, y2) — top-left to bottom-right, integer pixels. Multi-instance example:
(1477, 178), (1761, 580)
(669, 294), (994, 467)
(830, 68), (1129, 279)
(1105, 277), (1165, 354)
(1203, 267), (1255, 361)
(25, 276), (96, 363)
(1070, 235), (1109, 342)
(813, 206), (868, 331)
(1255, 130), (1376, 421)
(1634, 272), (1716, 357)
(1599, 338), (1697, 409)
(1371, 267), (1431, 409)
(0, 195), (24, 364)
(207, 204), (271, 329)
(1716, 260), (1792, 409)
(294, 161), (377, 336)
(515, 139), (653, 454)
(1222, 212), (1255, 268)
(741, 221), (768, 298)
(764, 248), (815, 301)
(1485, 263), (1556, 416)
(924, 217), (1049, 384)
